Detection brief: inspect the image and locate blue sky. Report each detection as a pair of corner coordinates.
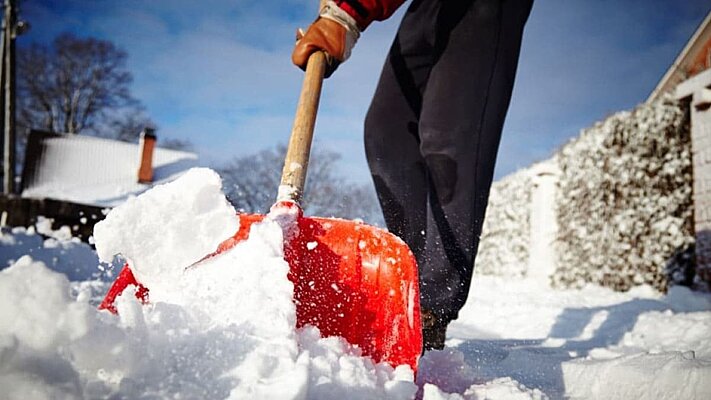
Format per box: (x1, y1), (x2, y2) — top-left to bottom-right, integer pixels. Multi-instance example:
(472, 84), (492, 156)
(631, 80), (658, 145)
(22, 0), (710, 182)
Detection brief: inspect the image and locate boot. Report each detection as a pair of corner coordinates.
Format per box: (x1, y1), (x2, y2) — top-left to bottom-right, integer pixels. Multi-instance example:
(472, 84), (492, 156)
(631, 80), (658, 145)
(421, 309), (447, 351)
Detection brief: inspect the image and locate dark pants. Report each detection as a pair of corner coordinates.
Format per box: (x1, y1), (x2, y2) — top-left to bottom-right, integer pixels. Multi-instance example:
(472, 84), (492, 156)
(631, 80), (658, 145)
(365, 0), (533, 322)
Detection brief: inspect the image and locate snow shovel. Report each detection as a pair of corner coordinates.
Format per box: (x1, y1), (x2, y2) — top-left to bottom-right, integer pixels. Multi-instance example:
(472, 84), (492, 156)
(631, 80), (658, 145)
(100, 1), (423, 371)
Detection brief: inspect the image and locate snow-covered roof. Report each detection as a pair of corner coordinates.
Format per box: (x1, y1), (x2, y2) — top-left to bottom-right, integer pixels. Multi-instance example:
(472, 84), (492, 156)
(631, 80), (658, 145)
(21, 131), (198, 208)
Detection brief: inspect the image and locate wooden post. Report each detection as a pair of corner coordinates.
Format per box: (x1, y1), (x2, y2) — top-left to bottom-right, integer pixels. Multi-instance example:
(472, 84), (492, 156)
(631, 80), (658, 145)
(1, 0), (17, 195)
(1, 0), (29, 195)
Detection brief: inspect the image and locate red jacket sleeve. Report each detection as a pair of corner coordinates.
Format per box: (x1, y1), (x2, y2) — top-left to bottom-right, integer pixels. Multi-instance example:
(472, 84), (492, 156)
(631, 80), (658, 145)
(335, 0), (407, 30)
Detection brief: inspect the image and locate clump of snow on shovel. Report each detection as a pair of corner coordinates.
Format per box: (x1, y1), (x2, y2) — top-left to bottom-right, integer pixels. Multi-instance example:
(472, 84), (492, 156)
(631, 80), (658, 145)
(94, 168), (239, 301)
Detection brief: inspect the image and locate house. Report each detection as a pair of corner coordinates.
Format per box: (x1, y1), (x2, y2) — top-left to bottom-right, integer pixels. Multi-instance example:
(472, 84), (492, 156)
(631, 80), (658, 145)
(648, 12), (711, 102)
(0, 129), (198, 240)
(651, 11), (711, 282)
(476, 10), (711, 289)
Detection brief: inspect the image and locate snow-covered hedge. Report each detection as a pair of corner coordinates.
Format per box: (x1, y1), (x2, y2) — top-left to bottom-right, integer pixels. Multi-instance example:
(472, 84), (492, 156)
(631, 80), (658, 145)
(475, 168), (532, 277)
(553, 97), (693, 292)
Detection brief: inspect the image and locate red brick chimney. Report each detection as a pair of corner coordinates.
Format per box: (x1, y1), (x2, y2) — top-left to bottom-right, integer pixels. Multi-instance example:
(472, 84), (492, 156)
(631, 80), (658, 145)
(137, 128), (156, 183)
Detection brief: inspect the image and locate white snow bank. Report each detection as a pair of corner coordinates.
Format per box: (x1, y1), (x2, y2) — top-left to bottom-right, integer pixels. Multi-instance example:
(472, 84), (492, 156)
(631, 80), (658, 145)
(0, 256), (92, 352)
(446, 274), (711, 399)
(563, 352), (711, 399)
(0, 167), (418, 399)
(619, 310), (711, 358)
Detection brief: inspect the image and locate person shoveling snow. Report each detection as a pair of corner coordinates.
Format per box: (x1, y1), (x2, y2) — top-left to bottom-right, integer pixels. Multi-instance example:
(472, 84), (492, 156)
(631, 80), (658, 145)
(292, 0), (533, 350)
(101, 0), (535, 364)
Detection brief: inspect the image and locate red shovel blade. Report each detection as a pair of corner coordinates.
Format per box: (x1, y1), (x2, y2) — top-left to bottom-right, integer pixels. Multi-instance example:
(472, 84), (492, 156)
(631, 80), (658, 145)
(100, 212), (423, 370)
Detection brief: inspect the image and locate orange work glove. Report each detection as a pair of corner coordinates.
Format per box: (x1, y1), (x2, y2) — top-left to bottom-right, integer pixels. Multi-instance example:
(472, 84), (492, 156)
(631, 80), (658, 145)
(292, 1), (360, 78)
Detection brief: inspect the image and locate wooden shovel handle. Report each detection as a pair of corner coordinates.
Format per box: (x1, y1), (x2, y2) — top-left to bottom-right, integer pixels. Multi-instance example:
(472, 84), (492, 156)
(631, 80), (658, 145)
(278, 0), (329, 204)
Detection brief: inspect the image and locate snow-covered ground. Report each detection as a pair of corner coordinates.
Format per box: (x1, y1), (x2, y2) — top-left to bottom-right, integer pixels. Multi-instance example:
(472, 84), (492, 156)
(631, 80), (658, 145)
(1, 168), (710, 399)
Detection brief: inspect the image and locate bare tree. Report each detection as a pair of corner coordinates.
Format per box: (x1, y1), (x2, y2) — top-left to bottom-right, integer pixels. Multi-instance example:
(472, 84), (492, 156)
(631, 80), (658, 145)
(217, 147), (282, 214)
(17, 32), (151, 139)
(216, 145), (382, 224)
(102, 107), (155, 142)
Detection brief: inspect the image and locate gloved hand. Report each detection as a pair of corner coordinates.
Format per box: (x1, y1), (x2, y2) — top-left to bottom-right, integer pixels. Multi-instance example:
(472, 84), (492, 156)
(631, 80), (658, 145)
(292, 1), (360, 78)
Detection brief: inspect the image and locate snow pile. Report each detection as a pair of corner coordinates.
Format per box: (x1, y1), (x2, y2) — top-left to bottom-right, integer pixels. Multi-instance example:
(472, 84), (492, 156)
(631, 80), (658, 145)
(449, 274), (711, 399)
(563, 352), (710, 399)
(562, 285), (711, 399)
(553, 96), (693, 292)
(475, 168), (531, 277)
(0, 168), (419, 399)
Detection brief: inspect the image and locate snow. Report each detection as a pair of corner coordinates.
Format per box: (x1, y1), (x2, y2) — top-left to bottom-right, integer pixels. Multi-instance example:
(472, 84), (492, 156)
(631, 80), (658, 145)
(445, 275), (711, 398)
(93, 168), (240, 302)
(563, 352), (710, 399)
(1, 167), (711, 399)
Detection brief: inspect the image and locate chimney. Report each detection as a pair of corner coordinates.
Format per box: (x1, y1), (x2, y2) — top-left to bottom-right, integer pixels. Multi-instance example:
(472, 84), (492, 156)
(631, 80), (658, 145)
(137, 127), (156, 183)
